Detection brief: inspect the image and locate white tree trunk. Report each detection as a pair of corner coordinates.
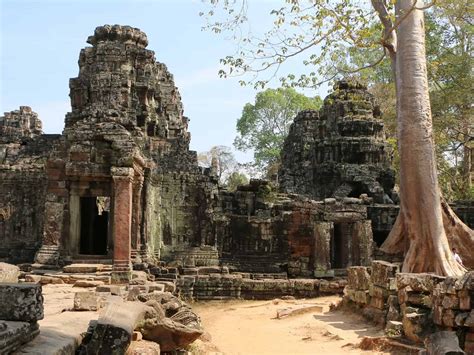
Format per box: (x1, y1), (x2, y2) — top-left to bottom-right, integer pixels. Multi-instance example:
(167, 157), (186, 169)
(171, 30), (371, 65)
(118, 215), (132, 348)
(380, 0), (472, 276)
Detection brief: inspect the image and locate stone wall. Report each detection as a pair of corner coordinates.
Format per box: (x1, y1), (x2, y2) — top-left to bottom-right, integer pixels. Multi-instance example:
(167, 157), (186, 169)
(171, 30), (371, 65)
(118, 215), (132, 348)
(344, 261), (474, 352)
(173, 266), (347, 301)
(213, 180), (374, 278)
(0, 108), (59, 263)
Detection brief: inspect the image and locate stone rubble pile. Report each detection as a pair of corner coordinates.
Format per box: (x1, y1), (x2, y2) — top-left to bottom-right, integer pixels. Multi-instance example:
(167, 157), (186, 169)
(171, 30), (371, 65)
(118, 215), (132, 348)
(76, 287), (202, 353)
(344, 261), (474, 353)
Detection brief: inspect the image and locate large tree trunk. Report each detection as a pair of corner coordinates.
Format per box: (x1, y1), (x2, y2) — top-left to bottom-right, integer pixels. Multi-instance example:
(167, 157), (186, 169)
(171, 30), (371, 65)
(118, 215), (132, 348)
(380, 0), (473, 276)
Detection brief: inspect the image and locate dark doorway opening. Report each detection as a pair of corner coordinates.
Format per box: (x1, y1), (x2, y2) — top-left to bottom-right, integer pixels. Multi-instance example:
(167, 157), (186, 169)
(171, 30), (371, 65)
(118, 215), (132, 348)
(80, 197), (108, 255)
(330, 223), (350, 268)
(373, 230), (390, 247)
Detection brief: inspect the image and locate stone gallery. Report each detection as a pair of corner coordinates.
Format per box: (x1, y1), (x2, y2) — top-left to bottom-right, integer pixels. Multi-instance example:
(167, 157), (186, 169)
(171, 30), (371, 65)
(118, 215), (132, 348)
(1, 25), (473, 282)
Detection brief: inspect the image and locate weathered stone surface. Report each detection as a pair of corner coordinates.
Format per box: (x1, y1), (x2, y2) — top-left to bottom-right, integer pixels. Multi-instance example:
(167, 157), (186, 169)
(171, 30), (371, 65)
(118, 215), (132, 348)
(424, 331), (464, 355)
(279, 80), (396, 205)
(84, 299), (153, 354)
(0, 283), (43, 322)
(397, 273), (443, 293)
(126, 340), (161, 355)
(347, 266), (371, 290)
(74, 280), (105, 288)
(371, 261), (399, 288)
(0, 262), (20, 283)
(402, 311), (432, 343)
(0, 321), (40, 354)
(138, 315), (203, 352)
(74, 292), (100, 311)
(64, 264), (111, 273)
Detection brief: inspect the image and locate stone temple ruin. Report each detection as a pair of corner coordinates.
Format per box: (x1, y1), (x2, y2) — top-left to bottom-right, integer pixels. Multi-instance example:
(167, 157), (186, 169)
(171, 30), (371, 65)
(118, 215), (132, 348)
(1, 24), (474, 354)
(0, 25), (473, 283)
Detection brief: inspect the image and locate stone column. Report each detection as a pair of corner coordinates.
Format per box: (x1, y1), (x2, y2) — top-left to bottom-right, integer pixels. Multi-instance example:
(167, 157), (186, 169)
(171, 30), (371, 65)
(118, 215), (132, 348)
(111, 167), (133, 283)
(131, 174), (144, 263)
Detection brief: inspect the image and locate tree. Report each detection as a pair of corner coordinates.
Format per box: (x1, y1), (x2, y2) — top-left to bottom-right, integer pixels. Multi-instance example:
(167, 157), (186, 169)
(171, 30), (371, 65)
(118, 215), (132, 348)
(234, 87), (322, 172)
(202, 0), (473, 275)
(198, 145), (237, 183)
(226, 171), (249, 191)
(343, 3), (473, 201)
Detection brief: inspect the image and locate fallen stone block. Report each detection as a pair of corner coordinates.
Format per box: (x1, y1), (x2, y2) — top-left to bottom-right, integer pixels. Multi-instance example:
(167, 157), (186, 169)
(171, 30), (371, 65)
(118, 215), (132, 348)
(25, 274), (42, 283)
(74, 292), (100, 311)
(74, 280), (105, 288)
(276, 304), (324, 319)
(424, 331), (464, 355)
(138, 316), (203, 352)
(0, 262), (20, 283)
(84, 299), (154, 354)
(96, 285), (127, 296)
(0, 321), (40, 354)
(63, 264), (106, 273)
(0, 283), (43, 322)
(126, 340), (160, 355)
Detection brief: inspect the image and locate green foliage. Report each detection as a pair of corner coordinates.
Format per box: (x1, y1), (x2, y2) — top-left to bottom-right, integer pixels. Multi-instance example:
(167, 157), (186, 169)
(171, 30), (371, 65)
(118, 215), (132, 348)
(201, 0), (386, 89)
(201, 0), (472, 200)
(226, 171), (249, 191)
(234, 87), (322, 172)
(345, 2), (473, 201)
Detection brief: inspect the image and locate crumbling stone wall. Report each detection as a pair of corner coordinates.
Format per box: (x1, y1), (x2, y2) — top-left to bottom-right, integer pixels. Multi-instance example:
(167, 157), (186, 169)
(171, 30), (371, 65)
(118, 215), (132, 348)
(344, 261), (474, 352)
(213, 180), (374, 277)
(0, 108), (60, 263)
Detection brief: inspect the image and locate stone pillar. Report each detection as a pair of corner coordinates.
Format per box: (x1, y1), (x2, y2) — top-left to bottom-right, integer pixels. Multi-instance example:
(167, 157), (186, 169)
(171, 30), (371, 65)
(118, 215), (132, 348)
(111, 167), (134, 283)
(131, 174), (144, 263)
(313, 222), (333, 277)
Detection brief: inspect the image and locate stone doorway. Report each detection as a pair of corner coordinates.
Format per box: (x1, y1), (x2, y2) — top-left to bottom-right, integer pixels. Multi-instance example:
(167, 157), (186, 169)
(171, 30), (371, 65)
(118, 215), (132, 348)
(79, 197), (109, 255)
(330, 223), (351, 269)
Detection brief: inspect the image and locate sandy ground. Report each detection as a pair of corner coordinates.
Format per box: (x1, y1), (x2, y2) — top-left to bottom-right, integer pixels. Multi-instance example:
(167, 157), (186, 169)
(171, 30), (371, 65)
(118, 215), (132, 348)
(191, 296), (388, 355)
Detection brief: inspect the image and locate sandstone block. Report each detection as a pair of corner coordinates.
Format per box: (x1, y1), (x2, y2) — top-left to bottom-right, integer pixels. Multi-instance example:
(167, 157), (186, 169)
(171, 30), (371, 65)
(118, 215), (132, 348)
(126, 340), (160, 355)
(396, 273), (443, 293)
(464, 310), (474, 327)
(0, 263), (20, 283)
(347, 266), (371, 290)
(0, 283), (43, 322)
(402, 311), (432, 344)
(74, 292), (100, 311)
(442, 309), (455, 328)
(74, 280), (105, 288)
(0, 321), (40, 354)
(371, 261), (399, 288)
(84, 300), (153, 354)
(458, 290), (471, 310)
(138, 316), (203, 352)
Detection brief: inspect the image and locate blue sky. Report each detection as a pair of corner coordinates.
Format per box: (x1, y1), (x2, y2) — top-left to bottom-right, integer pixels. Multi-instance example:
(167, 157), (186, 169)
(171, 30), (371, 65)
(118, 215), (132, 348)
(0, 0), (327, 163)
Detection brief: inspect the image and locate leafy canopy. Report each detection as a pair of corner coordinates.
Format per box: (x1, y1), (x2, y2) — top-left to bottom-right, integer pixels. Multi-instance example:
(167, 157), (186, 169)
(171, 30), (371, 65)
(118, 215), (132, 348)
(234, 87), (322, 172)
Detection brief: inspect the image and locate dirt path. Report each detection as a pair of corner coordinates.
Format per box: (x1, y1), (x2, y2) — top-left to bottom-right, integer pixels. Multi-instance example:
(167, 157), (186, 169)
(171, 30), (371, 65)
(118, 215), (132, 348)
(192, 296), (388, 355)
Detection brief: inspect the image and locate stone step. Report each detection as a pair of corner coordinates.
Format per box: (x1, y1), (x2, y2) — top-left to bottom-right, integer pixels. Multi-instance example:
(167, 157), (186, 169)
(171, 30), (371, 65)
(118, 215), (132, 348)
(72, 258), (113, 265)
(63, 263), (112, 273)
